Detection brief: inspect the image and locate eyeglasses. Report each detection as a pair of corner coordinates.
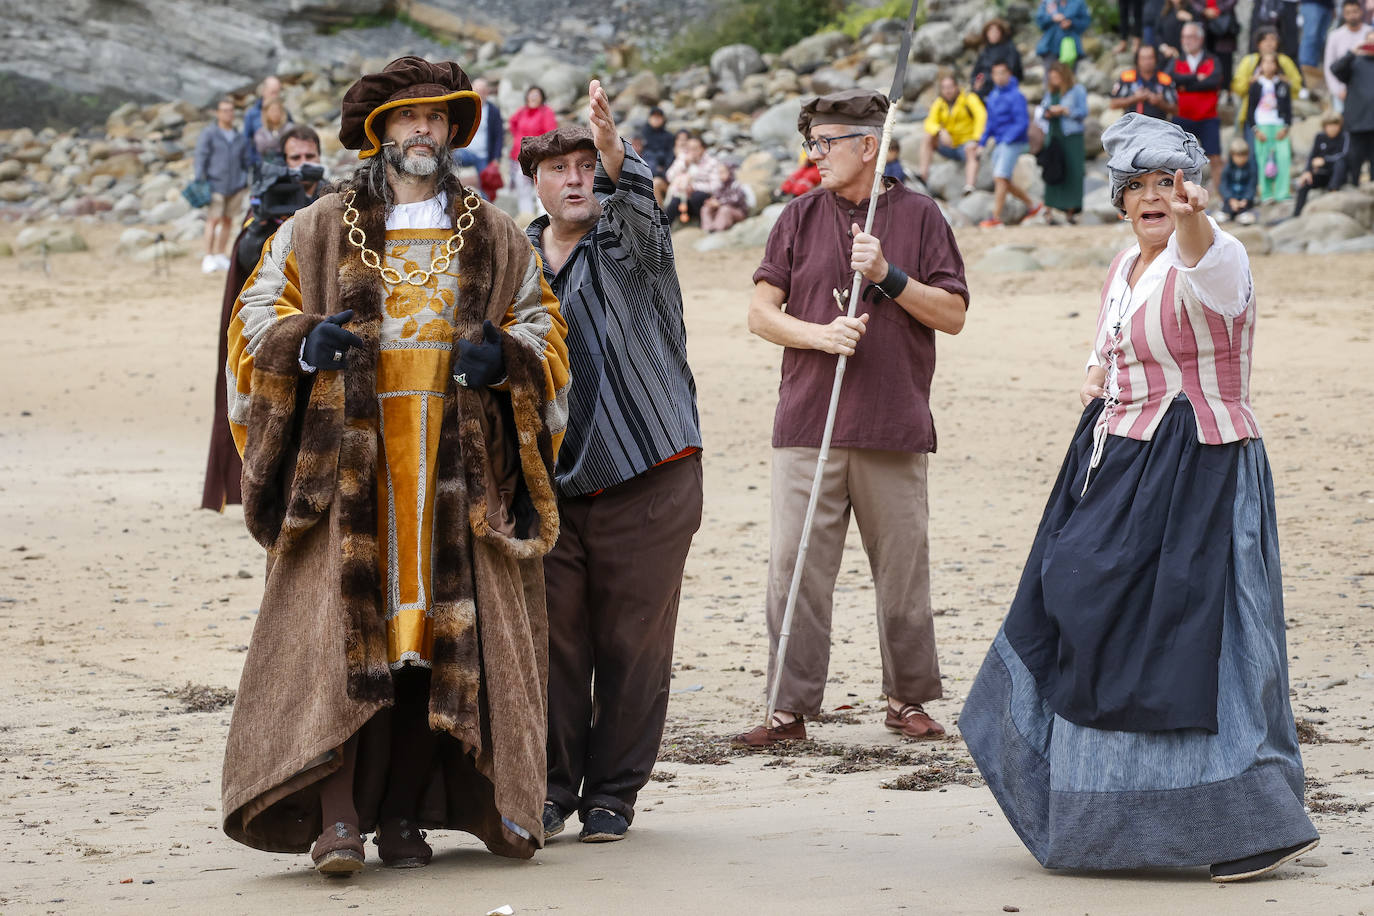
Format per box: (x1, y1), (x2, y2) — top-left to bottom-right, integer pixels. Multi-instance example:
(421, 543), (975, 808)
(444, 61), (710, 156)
(802, 133), (866, 158)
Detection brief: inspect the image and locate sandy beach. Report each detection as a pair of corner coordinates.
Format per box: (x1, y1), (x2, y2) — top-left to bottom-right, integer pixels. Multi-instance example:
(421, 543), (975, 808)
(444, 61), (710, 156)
(1, 219), (1371, 915)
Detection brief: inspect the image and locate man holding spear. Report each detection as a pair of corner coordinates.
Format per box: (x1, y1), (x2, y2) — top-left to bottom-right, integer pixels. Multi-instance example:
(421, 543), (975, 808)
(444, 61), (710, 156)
(736, 86), (969, 747)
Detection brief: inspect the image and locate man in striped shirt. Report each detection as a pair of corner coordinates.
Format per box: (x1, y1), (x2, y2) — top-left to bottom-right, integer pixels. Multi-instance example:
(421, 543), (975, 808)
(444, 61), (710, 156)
(522, 81), (703, 845)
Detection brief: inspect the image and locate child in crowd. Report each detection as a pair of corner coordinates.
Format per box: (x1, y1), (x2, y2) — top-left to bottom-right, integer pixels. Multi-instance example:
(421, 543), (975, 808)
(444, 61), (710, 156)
(700, 161), (752, 233)
(884, 139), (908, 182)
(1294, 112), (1351, 215)
(1219, 137), (1259, 224)
(1246, 52), (1293, 203)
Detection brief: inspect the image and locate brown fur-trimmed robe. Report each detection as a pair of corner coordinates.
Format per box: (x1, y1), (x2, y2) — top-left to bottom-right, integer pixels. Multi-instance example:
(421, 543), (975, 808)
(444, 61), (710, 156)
(221, 187), (563, 858)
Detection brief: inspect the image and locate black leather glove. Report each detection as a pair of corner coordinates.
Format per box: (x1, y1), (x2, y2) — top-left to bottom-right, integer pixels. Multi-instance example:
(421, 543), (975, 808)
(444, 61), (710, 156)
(454, 320), (505, 388)
(301, 309), (365, 372)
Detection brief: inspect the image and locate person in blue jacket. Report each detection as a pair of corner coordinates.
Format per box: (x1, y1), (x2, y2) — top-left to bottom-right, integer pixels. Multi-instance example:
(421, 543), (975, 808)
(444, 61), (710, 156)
(979, 62), (1042, 227)
(1035, 0), (1093, 74)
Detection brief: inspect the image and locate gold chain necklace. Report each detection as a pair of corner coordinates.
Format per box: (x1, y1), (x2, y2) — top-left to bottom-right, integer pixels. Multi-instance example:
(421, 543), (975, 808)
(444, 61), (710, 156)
(342, 188), (481, 286)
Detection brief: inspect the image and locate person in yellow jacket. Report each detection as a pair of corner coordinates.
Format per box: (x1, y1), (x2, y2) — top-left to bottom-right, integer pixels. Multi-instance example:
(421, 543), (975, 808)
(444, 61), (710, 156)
(918, 74), (988, 194)
(1232, 25), (1303, 133)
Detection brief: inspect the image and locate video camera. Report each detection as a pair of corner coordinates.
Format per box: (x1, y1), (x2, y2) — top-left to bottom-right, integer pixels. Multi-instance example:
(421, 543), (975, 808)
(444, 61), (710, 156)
(236, 161), (326, 274)
(251, 161), (326, 220)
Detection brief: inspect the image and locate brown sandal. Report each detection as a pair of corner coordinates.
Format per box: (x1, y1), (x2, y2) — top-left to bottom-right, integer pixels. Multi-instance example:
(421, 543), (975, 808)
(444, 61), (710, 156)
(375, 817), (432, 868)
(311, 821), (365, 876)
(884, 703), (946, 740)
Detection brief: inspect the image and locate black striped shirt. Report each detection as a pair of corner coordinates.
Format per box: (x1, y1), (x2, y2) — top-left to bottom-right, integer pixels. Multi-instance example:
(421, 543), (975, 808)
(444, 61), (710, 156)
(527, 143), (701, 497)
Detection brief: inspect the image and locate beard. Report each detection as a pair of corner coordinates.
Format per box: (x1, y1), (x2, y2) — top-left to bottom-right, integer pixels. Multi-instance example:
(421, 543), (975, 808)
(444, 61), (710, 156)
(384, 135), (446, 178)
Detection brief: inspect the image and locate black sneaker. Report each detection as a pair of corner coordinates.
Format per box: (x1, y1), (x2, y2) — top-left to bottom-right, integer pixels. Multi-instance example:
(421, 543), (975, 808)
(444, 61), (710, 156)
(1210, 838), (1319, 882)
(578, 807), (628, 843)
(542, 801), (566, 841)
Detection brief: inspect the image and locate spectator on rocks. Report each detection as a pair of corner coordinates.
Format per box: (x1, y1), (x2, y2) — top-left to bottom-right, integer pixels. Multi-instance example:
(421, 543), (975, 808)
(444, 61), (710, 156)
(701, 161), (752, 232)
(1300, 0), (1338, 93)
(252, 98), (292, 165)
(1247, 52), (1294, 203)
(979, 61), (1042, 227)
(1157, 0), (1195, 60)
(665, 132), (723, 223)
(1035, 0), (1092, 75)
(242, 75), (286, 168)
(1118, 0), (1146, 54)
(1192, 0), (1242, 91)
(637, 107), (676, 203)
(509, 85), (558, 214)
(884, 139), (908, 182)
(972, 19), (1025, 97)
(1111, 44), (1180, 120)
(1167, 22), (1225, 190)
(1233, 26), (1303, 138)
(1144, 0), (1166, 46)
(919, 75), (986, 194)
(1038, 61), (1089, 223)
(194, 97), (252, 274)
(779, 152), (822, 197)
(1250, 0), (1303, 61)
(1330, 30), (1374, 184)
(1293, 111), (1351, 214)
(455, 77), (503, 182)
(1219, 137), (1260, 222)
(1328, 0), (1374, 113)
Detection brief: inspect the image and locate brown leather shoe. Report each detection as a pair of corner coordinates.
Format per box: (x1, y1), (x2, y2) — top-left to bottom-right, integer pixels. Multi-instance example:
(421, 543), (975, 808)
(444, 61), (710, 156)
(884, 703), (945, 739)
(731, 717), (806, 748)
(375, 817), (432, 868)
(311, 821), (365, 876)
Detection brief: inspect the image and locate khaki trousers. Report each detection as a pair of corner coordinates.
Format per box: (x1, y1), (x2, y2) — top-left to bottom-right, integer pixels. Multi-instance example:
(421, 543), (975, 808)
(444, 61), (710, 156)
(766, 447), (942, 716)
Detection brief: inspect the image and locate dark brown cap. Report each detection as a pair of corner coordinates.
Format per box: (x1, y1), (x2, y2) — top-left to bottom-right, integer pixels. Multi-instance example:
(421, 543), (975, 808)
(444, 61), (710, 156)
(517, 125), (596, 178)
(339, 56), (481, 160)
(797, 88), (889, 138)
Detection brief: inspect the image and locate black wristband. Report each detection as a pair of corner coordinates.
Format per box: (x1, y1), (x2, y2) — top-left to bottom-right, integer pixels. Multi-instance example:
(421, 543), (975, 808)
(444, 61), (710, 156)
(878, 263), (909, 299)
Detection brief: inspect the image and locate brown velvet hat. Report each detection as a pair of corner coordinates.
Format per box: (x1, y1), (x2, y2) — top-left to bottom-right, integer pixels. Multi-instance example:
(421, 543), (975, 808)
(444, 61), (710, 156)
(517, 125), (597, 178)
(339, 56), (481, 159)
(797, 88), (890, 138)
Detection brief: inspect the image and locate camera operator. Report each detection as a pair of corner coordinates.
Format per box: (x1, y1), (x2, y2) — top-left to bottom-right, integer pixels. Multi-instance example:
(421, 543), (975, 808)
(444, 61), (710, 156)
(235, 126), (330, 273)
(202, 124), (331, 512)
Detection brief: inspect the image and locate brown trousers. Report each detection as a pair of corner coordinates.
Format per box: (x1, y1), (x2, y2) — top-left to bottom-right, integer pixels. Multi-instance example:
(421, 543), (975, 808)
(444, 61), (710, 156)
(766, 447), (942, 717)
(544, 453), (703, 823)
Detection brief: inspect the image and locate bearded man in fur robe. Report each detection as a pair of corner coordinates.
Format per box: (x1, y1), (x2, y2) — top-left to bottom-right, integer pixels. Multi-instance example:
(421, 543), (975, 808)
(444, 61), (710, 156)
(220, 56), (570, 876)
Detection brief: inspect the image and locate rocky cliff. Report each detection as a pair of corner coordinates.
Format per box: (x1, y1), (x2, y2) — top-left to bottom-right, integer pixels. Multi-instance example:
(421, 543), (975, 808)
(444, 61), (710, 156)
(0, 0), (709, 129)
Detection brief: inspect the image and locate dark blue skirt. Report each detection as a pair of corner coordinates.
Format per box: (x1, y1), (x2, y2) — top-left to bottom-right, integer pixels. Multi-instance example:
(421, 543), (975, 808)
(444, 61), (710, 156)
(959, 401), (1317, 869)
(1003, 396), (1239, 733)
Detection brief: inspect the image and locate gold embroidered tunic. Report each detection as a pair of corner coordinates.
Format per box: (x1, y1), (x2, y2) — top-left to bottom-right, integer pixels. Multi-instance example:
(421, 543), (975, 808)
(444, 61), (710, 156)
(228, 197), (569, 671)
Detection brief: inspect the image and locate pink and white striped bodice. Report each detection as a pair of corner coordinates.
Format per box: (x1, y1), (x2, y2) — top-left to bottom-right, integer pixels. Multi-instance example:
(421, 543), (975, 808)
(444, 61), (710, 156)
(1093, 248), (1261, 445)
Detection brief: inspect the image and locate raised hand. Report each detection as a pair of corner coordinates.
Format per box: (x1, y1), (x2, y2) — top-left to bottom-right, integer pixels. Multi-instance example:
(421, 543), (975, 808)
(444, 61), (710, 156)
(586, 78), (626, 182)
(1169, 168), (1208, 220)
(588, 79), (617, 152)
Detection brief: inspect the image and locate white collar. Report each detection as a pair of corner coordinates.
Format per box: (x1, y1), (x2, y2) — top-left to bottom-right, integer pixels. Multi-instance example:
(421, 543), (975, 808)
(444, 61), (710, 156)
(385, 191), (449, 231)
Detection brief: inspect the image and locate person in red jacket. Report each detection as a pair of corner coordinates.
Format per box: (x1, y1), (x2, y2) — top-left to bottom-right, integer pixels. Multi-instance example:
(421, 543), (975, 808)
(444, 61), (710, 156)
(1167, 22), (1225, 190)
(779, 153), (822, 197)
(508, 85), (558, 214)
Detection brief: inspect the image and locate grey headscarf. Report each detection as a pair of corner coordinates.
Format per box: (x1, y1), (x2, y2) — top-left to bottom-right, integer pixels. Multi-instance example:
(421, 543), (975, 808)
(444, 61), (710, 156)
(1102, 113), (1208, 211)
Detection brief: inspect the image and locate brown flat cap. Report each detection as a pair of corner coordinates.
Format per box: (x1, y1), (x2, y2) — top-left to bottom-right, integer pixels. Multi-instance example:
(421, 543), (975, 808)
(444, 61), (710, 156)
(340, 56), (481, 159)
(518, 125), (596, 178)
(797, 88), (889, 138)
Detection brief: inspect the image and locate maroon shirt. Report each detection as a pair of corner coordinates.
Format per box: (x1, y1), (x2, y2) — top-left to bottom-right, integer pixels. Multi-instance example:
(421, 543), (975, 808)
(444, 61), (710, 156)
(753, 183), (968, 454)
